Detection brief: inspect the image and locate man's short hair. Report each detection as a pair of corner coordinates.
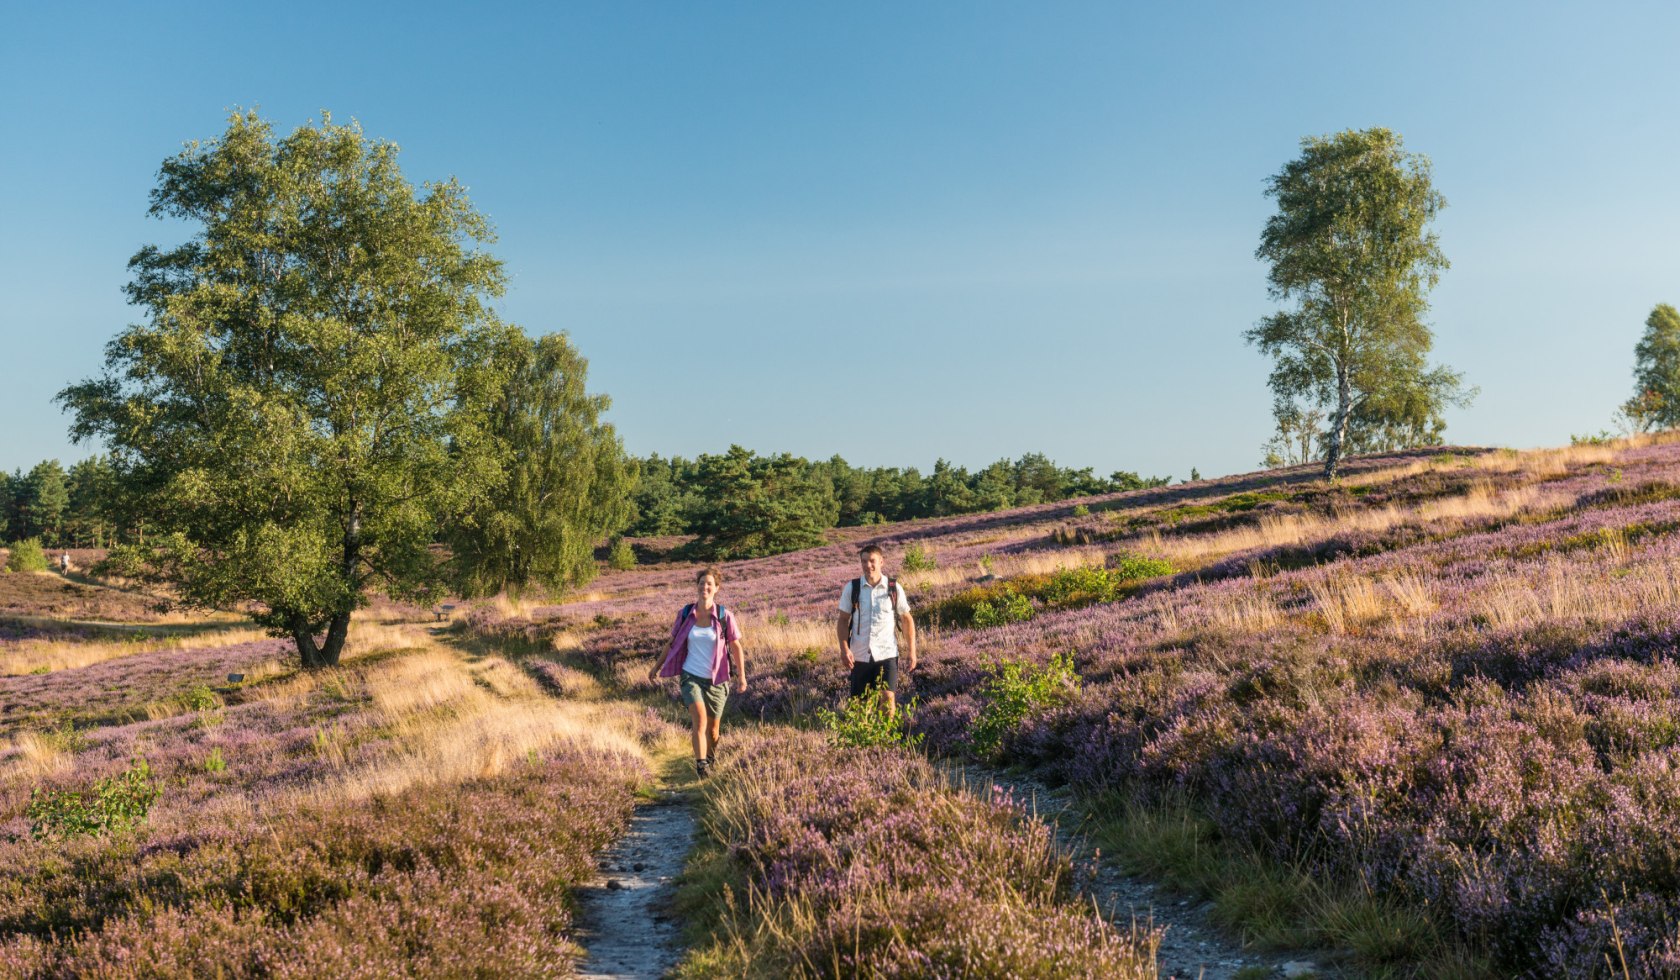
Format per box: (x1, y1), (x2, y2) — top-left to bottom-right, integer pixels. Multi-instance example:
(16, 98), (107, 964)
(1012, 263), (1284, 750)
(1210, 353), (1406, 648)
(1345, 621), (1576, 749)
(858, 544), (885, 559)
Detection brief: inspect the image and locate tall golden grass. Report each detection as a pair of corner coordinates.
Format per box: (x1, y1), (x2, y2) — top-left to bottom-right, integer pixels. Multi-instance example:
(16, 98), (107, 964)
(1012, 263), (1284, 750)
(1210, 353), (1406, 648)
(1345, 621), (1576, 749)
(0, 626), (273, 677)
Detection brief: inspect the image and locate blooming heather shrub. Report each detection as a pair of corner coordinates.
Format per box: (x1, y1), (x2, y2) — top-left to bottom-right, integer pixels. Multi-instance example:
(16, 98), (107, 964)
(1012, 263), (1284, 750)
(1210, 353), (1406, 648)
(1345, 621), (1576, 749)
(678, 730), (1157, 979)
(968, 651), (1080, 759)
(0, 747), (643, 977)
(6, 540), (47, 573)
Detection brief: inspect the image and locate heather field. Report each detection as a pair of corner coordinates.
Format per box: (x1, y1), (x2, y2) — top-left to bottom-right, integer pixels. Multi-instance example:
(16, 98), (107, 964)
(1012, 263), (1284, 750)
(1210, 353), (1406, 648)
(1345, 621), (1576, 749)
(490, 435), (1680, 977)
(11, 436), (1680, 976)
(0, 594), (670, 977)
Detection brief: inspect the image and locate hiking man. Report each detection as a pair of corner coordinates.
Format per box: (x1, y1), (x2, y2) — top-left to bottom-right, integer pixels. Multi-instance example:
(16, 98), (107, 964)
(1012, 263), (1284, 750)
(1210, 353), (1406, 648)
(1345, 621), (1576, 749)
(836, 544), (916, 716)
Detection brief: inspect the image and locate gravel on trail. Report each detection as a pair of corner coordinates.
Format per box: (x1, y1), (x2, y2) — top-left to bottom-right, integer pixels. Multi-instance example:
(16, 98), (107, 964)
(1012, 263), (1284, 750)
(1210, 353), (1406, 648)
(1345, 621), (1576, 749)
(573, 794), (697, 980)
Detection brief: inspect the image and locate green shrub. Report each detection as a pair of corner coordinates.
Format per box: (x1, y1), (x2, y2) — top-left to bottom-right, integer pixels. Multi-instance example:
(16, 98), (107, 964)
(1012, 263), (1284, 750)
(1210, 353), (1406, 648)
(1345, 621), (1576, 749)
(607, 536), (637, 570)
(1072, 503), (1090, 518)
(814, 685), (923, 749)
(185, 684), (221, 712)
(1045, 565), (1119, 606)
(6, 538), (47, 573)
(1111, 553), (1175, 581)
(969, 651), (1081, 759)
(972, 592), (1035, 628)
(903, 543), (937, 572)
(204, 746), (227, 773)
(27, 757), (161, 838)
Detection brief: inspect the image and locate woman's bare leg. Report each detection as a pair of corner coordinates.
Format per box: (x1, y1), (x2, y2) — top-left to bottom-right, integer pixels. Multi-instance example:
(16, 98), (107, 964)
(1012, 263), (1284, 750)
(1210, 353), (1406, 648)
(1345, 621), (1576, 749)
(689, 700), (711, 760)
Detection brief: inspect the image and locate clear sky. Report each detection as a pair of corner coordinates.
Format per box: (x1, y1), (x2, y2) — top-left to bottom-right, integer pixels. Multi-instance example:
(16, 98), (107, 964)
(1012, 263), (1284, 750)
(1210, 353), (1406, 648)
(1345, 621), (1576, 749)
(3, 1), (1676, 481)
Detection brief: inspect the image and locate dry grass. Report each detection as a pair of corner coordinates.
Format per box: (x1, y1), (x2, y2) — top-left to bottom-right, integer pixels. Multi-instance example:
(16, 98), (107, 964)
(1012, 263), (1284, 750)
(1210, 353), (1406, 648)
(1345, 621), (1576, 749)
(1150, 482), (1555, 571)
(1308, 575), (1386, 635)
(1200, 591), (1285, 633)
(0, 730), (75, 780)
(0, 626), (273, 677)
(263, 631), (672, 810)
(744, 614), (834, 657)
(1470, 558), (1680, 632)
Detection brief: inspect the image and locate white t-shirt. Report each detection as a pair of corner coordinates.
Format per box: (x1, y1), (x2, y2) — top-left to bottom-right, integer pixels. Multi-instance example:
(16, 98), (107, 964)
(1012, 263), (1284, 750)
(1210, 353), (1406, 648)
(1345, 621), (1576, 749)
(838, 576), (910, 662)
(682, 623), (720, 678)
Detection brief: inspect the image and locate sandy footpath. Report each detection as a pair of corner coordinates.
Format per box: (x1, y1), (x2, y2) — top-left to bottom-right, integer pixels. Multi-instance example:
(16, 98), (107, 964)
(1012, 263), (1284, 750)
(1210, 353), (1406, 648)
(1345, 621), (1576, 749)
(573, 795), (697, 979)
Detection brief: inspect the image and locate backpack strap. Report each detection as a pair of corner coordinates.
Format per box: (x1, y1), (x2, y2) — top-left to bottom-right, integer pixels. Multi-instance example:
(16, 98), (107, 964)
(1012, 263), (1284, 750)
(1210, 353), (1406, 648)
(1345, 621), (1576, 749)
(676, 603), (695, 630)
(849, 577), (862, 639)
(887, 576), (900, 636)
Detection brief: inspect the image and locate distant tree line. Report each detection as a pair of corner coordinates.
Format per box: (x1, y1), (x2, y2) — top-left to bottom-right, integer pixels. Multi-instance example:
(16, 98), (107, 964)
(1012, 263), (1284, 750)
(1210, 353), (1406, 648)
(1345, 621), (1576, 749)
(626, 446), (1167, 558)
(1, 456), (125, 550)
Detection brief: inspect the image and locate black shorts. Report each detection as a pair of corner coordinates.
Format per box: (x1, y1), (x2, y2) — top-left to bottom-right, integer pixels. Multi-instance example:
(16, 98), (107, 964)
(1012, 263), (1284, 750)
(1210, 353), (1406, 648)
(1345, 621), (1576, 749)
(849, 658), (899, 697)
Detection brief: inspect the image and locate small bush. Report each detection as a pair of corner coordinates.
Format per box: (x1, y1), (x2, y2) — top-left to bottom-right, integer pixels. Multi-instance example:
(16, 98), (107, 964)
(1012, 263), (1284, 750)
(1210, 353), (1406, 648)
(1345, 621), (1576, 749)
(814, 685), (923, 749)
(972, 592), (1036, 628)
(1072, 503), (1090, 517)
(185, 684), (221, 712)
(28, 757), (161, 838)
(1110, 553), (1175, 581)
(969, 652), (1080, 758)
(607, 537), (637, 570)
(204, 746), (227, 773)
(6, 538), (47, 573)
(903, 543), (937, 572)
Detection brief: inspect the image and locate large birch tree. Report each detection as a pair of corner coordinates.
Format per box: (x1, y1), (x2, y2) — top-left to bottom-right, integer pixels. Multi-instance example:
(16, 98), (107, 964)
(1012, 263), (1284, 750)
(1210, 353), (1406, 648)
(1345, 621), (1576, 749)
(1248, 128), (1471, 481)
(58, 111), (604, 668)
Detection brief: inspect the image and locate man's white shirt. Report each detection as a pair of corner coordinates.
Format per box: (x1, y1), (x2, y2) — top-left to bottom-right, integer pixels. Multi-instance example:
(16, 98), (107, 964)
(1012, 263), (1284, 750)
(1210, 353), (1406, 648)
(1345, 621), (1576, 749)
(839, 576), (910, 662)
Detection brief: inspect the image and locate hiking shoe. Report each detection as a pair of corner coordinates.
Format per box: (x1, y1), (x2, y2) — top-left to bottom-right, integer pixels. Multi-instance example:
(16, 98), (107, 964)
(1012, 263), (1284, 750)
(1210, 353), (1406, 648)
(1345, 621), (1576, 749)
(695, 758), (711, 779)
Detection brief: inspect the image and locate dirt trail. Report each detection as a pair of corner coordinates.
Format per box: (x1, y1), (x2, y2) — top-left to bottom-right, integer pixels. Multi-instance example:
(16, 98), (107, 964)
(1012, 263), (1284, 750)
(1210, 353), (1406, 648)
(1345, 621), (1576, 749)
(955, 765), (1337, 980)
(573, 791), (697, 979)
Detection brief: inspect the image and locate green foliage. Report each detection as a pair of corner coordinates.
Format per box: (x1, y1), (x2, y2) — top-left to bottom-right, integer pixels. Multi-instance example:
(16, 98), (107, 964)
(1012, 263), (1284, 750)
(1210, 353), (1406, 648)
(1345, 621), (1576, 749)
(968, 651), (1080, 758)
(971, 592), (1035, 628)
(1110, 553), (1176, 581)
(1071, 503), (1090, 517)
(606, 536), (637, 571)
(57, 111), (532, 668)
(447, 331), (635, 598)
(204, 746), (227, 773)
(6, 538), (47, 572)
(685, 446), (838, 560)
(1625, 303), (1680, 431)
(902, 542), (937, 572)
(184, 684), (221, 712)
(1249, 127), (1473, 481)
(631, 450), (1167, 535)
(814, 685), (923, 749)
(939, 556), (1174, 628)
(27, 758), (161, 839)
(40, 720), (88, 754)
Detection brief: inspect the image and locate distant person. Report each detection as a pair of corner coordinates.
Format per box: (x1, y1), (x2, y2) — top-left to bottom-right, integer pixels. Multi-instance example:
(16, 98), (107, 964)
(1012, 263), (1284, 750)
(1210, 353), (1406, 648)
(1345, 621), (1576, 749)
(58, 552), (70, 573)
(648, 567), (746, 778)
(836, 544), (916, 716)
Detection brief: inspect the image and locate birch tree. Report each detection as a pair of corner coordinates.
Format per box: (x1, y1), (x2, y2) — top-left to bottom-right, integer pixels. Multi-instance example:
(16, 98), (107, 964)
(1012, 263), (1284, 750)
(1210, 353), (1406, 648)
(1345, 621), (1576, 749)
(1248, 128), (1471, 481)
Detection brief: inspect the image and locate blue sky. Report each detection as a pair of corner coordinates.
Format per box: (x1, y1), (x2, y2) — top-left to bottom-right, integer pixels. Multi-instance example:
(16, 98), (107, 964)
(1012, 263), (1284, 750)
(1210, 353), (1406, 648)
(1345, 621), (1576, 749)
(3, 1), (1676, 481)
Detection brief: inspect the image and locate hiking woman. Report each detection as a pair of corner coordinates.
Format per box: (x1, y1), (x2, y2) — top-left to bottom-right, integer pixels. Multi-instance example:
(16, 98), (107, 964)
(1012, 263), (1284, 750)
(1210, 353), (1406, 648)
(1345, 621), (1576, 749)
(647, 566), (746, 778)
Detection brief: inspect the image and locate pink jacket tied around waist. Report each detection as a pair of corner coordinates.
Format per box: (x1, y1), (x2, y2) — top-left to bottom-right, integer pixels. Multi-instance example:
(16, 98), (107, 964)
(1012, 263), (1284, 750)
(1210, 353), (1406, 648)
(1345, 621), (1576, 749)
(659, 606), (739, 683)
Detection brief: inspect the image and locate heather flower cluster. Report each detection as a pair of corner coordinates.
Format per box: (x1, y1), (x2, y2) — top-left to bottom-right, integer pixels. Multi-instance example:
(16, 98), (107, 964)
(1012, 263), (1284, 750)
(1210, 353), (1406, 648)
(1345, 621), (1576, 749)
(677, 729), (1158, 979)
(0, 615), (654, 977)
(519, 436), (1680, 974)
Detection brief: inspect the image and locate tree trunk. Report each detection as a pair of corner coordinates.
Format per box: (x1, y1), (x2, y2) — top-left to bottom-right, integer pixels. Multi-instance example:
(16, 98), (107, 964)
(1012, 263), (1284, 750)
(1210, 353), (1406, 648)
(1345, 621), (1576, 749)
(1324, 367), (1353, 482)
(291, 611), (349, 669)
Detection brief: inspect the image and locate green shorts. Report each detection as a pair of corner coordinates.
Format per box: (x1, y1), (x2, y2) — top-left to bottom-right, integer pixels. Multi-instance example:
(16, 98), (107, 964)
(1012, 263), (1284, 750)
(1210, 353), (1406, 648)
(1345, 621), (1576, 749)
(679, 671), (729, 717)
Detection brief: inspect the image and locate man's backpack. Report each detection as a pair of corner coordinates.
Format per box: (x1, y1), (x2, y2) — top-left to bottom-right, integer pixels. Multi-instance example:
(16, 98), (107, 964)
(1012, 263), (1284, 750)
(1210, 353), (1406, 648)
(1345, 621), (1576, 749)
(848, 576), (904, 640)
